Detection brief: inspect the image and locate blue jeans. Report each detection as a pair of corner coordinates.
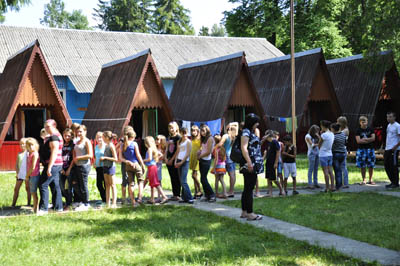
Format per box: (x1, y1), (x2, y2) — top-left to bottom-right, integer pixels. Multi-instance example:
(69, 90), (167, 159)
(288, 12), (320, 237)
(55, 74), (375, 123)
(199, 159), (215, 199)
(39, 165), (63, 211)
(342, 154), (349, 186)
(307, 153), (319, 186)
(178, 160), (193, 201)
(60, 171), (73, 206)
(333, 153), (346, 189)
(75, 164), (91, 204)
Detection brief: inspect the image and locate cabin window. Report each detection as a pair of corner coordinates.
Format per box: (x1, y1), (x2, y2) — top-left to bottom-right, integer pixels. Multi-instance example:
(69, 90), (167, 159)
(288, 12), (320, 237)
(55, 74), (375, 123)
(59, 89), (66, 104)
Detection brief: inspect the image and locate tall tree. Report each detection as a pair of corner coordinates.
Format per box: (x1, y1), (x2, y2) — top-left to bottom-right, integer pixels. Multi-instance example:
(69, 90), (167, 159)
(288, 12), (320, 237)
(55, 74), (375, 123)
(0, 0), (30, 23)
(223, 0), (352, 59)
(224, 0), (284, 46)
(198, 26), (209, 36)
(94, 0), (152, 32)
(152, 0), (194, 35)
(40, 0), (91, 30)
(210, 24), (226, 37)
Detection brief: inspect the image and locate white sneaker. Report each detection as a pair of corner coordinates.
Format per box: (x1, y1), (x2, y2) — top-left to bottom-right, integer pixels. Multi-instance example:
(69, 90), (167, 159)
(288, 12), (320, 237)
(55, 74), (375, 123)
(74, 204), (88, 211)
(72, 202), (81, 208)
(37, 210), (48, 216)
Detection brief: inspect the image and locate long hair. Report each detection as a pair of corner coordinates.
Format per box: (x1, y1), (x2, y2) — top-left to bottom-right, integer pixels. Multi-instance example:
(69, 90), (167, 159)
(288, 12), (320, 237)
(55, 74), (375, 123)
(123, 130), (136, 152)
(144, 136), (159, 162)
(243, 113), (260, 131)
(217, 146), (226, 161)
(191, 125), (200, 140)
(25, 137), (39, 152)
(337, 116), (348, 130)
(168, 121), (179, 137)
(200, 124), (211, 144)
(156, 135), (167, 151)
(103, 131), (113, 140)
(308, 125), (320, 139)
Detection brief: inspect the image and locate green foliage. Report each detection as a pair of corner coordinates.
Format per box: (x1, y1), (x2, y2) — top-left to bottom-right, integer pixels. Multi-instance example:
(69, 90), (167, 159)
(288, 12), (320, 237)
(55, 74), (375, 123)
(94, 0), (152, 32)
(95, 0), (194, 35)
(210, 24), (226, 37)
(40, 0), (91, 30)
(223, 0), (400, 62)
(198, 25), (209, 36)
(152, 0), (194, 35)
(0, 0), (30, 23)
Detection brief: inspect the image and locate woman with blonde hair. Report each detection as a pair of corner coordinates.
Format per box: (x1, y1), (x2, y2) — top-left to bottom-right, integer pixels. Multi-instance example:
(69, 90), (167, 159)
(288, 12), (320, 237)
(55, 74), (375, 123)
(143, 136), (168, 204)
(101, 131), (118, 208)
(25, 138), (40, 212)
(215, 122), (238, 197)
(189, 125), (202, 198)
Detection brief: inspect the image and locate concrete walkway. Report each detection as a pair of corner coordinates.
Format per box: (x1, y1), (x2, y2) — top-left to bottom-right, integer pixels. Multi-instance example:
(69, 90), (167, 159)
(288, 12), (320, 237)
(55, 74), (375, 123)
(191, 201), (400, 266)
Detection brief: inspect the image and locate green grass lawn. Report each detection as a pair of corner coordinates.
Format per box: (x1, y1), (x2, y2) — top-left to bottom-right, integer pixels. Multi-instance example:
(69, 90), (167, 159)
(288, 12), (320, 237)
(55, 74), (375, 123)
(222, 192), (400, 251)
(1, 156), (390, 208)
(0, 205), (373, 265)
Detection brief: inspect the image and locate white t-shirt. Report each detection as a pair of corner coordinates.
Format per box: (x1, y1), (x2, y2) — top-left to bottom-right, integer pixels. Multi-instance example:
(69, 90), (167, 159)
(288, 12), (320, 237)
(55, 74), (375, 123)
(305, 133), (319, 156)
(319, 131), (334, 157)
(385, 122), (400, 150)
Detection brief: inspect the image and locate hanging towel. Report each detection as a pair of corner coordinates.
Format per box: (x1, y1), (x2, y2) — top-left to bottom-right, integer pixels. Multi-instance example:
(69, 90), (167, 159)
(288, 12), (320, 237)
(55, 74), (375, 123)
(285, 117), (297, 133)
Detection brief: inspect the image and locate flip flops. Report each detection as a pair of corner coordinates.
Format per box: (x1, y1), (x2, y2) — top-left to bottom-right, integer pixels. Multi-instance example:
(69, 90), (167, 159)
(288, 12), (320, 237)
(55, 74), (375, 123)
(367, 181), (376, 185)
(247, 215), (262, 221)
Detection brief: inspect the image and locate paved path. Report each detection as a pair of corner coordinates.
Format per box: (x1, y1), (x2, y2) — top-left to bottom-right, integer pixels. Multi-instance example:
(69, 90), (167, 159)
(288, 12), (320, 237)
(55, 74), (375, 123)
(190, 201), (400, 265)
(378, 191), (400, 198)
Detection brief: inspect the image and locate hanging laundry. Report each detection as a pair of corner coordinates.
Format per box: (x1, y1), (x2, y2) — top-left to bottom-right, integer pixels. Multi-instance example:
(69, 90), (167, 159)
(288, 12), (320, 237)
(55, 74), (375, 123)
(285, 117), (297, 133)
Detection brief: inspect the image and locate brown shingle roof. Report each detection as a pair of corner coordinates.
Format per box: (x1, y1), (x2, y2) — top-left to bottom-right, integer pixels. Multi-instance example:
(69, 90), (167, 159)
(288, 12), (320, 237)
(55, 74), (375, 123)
(0, 40), (71, 146)
(326, 51), (400, 132)
(83, 49), (173, 139)
(169, 52), (265, 123)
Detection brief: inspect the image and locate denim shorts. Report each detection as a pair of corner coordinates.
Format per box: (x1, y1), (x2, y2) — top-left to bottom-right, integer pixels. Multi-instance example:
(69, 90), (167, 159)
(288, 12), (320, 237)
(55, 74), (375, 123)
(277, 162), (283, 175)
(356, 148), (375, 168)
(29, 175), (40, 193)
(320, 156), (333, 167)
(225, 162), (236, 172)
(103, 166), (116, 175)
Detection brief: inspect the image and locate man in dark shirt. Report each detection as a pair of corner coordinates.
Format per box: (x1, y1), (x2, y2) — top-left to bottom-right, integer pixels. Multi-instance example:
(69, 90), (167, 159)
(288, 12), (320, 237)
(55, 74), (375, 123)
(355, 116), (376, 185)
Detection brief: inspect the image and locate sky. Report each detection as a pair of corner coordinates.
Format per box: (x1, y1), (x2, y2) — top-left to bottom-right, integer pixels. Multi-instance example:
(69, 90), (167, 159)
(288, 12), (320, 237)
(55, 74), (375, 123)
(2, 0), (239, 34)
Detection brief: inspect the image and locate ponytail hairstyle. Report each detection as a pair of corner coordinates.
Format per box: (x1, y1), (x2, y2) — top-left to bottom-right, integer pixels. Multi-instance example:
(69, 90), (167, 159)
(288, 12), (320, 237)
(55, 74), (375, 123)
(103, 131), (113, 140)
(144, 136), (159, 162)
(123, 129), (136, 152)
(218, 146), (226, 161)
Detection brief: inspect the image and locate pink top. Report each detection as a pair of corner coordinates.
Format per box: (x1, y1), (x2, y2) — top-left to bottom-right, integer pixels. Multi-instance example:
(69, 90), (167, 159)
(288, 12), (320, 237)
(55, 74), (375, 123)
(28, 151), (40, 177)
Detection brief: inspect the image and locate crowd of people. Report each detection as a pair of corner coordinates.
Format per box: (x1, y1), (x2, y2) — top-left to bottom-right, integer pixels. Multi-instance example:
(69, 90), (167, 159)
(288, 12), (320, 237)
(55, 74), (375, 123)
(10, 111), (400, 219)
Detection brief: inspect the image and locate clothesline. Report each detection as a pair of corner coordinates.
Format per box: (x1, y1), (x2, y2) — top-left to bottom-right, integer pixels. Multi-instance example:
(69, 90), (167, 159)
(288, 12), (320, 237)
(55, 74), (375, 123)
(68, 118), (128, 121)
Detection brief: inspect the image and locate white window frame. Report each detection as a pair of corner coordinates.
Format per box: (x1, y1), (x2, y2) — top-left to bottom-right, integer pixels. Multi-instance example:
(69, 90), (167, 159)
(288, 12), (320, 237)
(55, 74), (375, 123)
(59, 89), (67, 104)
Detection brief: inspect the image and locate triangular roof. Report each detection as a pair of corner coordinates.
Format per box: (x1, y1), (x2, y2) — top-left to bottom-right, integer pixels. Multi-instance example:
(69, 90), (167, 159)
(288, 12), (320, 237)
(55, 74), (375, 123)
(83, 49), (173, 139)
(0, 25), (284, 93)
(0, 40), (71, 147)
(249, 48), (340, 120)
(169, 52), (266, 124)
(326, 51), (400, 132)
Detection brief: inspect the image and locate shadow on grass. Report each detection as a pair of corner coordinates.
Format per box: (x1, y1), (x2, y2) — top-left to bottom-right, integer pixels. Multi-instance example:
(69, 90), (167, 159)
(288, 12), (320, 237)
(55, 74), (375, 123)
(37, 205), (369, 265)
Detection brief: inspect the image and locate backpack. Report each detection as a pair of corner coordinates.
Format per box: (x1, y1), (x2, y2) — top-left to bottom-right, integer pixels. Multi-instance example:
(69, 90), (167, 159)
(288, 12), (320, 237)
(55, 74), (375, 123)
(230, 133), (245, 164)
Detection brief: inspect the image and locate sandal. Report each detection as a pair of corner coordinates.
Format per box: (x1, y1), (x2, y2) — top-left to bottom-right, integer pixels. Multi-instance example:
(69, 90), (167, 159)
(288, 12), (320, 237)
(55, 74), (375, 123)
(146, 200), (155, 205)
(160, 198), (168, 204)
(228, 194), (235, 198)
(359, 181), (366, 185)
(367, 181), (376, 185)
(247, 215), (262, 221)
(240, 214), (248, 218)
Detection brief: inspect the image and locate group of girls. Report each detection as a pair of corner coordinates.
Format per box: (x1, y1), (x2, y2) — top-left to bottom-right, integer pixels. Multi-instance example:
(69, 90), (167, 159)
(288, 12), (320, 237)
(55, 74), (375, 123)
(12, 119), (241, 212)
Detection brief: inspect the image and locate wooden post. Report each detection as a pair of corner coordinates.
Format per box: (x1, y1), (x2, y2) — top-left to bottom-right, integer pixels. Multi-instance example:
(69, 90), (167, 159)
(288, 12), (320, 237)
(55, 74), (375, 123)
(290, 0), (296, 146)
(155, 109), (158, 136)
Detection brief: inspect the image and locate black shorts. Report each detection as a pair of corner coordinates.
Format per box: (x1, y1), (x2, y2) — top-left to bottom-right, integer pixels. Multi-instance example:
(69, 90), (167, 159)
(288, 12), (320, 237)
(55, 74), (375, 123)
(265, 165), (277, 181)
